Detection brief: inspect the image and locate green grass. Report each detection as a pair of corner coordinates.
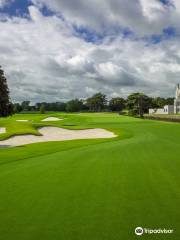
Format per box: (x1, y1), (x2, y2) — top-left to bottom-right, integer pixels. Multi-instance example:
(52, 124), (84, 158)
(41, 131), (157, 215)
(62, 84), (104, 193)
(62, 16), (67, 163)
(0, 113), (180, 239)
(145, 114), (180, 118)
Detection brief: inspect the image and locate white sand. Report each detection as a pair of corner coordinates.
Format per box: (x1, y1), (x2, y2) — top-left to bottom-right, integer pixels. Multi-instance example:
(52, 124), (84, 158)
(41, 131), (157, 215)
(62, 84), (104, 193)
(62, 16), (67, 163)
(16, 120), (29, 122)
(41, 117), (63, 121)
(0, 128), (6, 134)
(0, 127), (116, 147)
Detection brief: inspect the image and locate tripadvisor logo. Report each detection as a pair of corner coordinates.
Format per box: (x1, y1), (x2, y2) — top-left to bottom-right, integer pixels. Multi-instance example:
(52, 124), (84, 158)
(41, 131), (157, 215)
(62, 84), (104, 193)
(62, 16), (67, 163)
(135, 227), (174, 236)
(135, 227), (144, 236)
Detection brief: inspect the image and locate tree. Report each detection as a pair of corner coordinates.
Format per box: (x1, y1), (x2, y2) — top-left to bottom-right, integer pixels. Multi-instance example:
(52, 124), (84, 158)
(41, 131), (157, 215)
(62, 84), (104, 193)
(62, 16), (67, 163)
(66, 99), (83, 112)
(151, 97), (174, 108)
(0, 66), (13, 117)
(86, 93), (107, 112)
(55, 102), (66, 112)
(13, 103), (23, 113)
(127, 93), (151, 117)
(165, 97), (174, 105)
(40, 104), (45, 114)
(109, 97), (126, 112)
(21, 101), (30, 111)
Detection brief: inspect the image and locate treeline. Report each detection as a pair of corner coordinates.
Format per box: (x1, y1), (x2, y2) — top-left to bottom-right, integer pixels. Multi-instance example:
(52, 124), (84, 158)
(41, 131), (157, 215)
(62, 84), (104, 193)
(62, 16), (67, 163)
(13, 92), (174, 116)
(0, 65), (175, 118)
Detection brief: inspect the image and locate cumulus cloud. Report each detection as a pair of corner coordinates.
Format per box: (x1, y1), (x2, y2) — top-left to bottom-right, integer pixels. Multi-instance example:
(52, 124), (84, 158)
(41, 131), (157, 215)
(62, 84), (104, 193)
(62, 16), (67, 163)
(31, 0), (179, 36)
(0, 2), (180, 102)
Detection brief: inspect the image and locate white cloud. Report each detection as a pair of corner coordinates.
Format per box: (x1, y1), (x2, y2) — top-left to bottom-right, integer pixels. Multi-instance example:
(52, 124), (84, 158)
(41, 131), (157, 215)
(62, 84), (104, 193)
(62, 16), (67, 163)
(0, 0), (8, 8)
(31, 0), (178, 36)
(0, 3), (180, 102)
(140, 0), (167, 21)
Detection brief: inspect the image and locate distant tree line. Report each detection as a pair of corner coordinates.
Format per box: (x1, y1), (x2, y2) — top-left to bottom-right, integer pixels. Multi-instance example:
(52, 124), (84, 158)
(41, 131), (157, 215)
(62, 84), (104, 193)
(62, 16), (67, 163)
(0, 65), (175, 118)
(12, 92), (174, 117)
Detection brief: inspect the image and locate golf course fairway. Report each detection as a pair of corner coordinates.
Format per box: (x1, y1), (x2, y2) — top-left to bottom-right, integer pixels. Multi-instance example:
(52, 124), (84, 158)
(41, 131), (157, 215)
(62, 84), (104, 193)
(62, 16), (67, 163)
(0, 113), (179, 239)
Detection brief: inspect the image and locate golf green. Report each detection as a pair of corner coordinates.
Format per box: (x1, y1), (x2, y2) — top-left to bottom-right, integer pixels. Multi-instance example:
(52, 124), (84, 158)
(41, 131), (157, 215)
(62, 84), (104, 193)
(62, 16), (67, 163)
(0, 113), (179, 239)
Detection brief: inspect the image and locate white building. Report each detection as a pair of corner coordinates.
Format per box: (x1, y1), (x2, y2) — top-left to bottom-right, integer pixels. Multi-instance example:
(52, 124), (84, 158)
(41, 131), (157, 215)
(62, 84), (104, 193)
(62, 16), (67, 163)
(149, 105), (174, 115)
(174, 84), (180, 114)
(149, 84), (180, 115)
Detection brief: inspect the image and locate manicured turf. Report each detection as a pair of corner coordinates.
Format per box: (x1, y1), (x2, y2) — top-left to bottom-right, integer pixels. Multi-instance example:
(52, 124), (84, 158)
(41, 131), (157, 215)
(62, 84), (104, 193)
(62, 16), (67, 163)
(0, 113), (180, 239)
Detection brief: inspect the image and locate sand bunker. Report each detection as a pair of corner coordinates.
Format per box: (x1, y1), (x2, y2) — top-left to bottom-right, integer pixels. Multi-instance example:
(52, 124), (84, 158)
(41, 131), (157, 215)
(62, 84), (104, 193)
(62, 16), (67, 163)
(0, 128), (6, 134)
(41, 117), (63, 122)
(0, 127), (116, 147)
(16, 120), (29, 122)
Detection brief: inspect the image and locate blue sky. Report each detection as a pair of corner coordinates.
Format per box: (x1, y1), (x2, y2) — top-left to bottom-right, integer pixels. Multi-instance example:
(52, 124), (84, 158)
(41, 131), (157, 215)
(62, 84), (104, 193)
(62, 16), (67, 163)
(0, 0), (29, 16)
(0, 0), (180, 102)
(0, 0), (56, 17)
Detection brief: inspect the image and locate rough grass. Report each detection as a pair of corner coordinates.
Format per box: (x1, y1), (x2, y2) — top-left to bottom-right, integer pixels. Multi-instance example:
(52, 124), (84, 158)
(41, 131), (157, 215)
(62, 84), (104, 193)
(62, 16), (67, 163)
(0, 113), (180, 240)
